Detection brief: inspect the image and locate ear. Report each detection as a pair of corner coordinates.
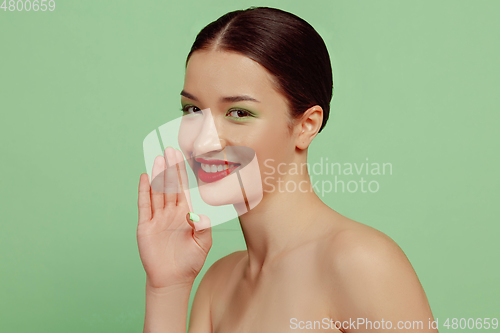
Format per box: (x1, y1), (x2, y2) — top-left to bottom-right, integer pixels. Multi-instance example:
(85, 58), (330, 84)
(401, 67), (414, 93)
(295, 105), (323, 150)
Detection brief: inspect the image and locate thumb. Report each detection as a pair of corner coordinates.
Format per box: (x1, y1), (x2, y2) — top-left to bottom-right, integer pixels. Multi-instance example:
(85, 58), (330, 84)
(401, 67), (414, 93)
(185, 212), (212, 253)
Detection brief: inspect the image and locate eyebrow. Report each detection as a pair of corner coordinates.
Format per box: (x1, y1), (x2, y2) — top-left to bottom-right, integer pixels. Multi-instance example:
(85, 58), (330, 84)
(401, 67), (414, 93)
(180, 90), (260, 103)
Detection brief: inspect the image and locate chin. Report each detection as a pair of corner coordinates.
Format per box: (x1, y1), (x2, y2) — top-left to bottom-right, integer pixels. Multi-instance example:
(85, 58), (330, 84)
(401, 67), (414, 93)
(198, 179), (246, 206)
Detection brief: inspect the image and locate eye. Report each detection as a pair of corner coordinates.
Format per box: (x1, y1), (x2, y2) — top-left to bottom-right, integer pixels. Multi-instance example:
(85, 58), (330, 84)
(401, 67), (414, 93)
(227, 109), (252, 118)
(181, 105), (201, 115)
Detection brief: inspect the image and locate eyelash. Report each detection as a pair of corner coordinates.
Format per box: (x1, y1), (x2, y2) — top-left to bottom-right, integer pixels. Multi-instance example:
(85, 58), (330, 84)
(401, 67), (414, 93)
(180, 105), (255, 119)
(180, 105), (200, 114)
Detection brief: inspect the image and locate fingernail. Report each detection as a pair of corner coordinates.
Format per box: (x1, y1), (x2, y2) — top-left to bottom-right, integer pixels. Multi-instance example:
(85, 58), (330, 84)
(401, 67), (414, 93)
(188, 212), (200, 223)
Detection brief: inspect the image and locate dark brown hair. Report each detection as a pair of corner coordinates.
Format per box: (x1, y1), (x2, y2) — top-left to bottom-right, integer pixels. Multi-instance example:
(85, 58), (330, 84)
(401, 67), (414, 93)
(186, 6), (334, 133)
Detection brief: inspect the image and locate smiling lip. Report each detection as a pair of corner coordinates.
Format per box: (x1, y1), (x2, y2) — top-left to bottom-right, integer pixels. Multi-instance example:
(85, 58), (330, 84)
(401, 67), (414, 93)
(195, 158), (241, 183)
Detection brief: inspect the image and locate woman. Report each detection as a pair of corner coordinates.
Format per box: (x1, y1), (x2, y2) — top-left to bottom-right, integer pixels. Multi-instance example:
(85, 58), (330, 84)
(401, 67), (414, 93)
(137, 7), (437, 333)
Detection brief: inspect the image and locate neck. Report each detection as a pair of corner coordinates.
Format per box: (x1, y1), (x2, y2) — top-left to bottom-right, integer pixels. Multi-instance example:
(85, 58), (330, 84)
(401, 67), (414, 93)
(236, 170), (330, 279)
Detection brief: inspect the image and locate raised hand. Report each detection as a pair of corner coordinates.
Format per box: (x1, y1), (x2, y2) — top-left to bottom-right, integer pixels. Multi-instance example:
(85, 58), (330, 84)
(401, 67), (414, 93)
(137, 147), (212, 290)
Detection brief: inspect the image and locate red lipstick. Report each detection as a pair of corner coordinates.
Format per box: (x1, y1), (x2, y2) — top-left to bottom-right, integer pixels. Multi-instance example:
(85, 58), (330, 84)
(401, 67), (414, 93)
(195, 158), (241, 183)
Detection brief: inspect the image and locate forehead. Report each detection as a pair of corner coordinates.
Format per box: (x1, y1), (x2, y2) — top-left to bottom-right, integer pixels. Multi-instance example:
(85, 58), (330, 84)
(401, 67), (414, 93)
(183, 50), (278, 100)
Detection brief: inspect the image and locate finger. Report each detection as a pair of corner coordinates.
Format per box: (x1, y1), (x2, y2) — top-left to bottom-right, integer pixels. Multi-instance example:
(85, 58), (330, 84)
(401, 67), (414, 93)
(164, 147), (179, 207)
(185, 213), (212, 254)
(174, 149), (192, 211)
(151, 155), (165, 214)
(138, 173), (152, 224)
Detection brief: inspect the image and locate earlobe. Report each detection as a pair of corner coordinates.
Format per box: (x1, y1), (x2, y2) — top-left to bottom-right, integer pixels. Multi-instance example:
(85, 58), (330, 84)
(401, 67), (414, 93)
(295, 105), (323, 150)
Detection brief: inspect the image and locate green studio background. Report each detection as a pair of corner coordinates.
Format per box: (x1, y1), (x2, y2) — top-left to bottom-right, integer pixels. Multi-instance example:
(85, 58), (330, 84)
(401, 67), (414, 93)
(1, 0), (498, 332)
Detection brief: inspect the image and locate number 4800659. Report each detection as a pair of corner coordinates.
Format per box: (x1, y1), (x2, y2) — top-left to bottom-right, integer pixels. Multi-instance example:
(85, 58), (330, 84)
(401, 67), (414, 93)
(1, 0), (56, 11)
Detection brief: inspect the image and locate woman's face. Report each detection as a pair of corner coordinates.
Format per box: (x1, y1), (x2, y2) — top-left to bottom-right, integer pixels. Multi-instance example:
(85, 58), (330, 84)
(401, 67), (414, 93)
(178, 49), (296, 210)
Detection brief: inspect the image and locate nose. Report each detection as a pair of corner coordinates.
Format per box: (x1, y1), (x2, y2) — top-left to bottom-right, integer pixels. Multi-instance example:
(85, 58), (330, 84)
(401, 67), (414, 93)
(192, 108), (225, 156)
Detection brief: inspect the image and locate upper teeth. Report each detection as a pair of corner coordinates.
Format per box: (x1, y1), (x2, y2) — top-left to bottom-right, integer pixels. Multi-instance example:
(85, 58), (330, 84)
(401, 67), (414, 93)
(201, 163), (232, 173)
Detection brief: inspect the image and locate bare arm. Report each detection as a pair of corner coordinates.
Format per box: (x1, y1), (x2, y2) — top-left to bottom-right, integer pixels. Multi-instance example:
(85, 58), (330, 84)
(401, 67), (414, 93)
(143, 280), (193, 333)
(137, 148), (212, 333)
(143, 263), (214, 333)
(187, 267), (213, 333)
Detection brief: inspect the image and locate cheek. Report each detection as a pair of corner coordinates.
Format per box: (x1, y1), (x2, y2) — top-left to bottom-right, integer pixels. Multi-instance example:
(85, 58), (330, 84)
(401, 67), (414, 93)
(248, 127), (293, 176)
(259, 124), (292, 157)
(178, 117), (203, 154)
(178, 119), (199, 169)
(178, 130), (192, 158)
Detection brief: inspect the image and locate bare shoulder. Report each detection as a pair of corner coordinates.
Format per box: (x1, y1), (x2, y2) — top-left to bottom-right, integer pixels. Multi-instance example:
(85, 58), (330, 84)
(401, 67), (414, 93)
(324, 217), (410, 273)
(320, 216), (435, 326)
(199, 250), (247, 293)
